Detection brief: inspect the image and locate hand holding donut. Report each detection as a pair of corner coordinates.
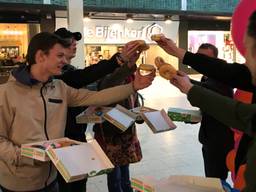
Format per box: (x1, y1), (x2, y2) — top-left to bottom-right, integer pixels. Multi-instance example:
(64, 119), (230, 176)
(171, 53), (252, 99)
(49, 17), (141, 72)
(120, 40), (149, 68)
(151, 34), (164, 41)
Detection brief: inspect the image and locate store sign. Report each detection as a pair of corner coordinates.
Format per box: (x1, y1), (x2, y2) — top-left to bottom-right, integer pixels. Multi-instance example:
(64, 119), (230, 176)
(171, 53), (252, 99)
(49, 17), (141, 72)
(84, 22), (163, 43)
(56, 18), (179, 44)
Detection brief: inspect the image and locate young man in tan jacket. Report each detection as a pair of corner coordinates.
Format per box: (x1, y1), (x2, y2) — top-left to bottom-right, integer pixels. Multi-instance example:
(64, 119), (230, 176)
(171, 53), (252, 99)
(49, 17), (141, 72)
(0, 32), (155, 192)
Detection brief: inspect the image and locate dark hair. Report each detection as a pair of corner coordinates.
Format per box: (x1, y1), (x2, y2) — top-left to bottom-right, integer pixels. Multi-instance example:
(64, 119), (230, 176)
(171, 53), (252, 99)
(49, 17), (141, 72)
(248, 10), (256, 40)
(26, 32), (70, 66)
(198, 43), (218, 58)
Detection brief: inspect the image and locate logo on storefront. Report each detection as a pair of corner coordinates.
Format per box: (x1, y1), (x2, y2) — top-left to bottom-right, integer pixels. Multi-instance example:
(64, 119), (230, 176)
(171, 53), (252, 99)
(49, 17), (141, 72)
(84, 22), (163, 43)
(144, 23), (163, 40)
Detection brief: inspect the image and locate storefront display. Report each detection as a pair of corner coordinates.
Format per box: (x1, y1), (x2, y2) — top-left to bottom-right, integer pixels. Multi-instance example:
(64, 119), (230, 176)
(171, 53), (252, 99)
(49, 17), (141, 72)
(56, 18), (180, 67)
(0, 23), (29, 66)
(188, 30), (245, 63)
(0, 23), (32, 84)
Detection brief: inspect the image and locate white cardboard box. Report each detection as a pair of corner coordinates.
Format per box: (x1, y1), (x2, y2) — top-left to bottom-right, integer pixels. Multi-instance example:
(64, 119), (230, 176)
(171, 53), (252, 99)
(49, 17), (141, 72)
(131, 107), (176, 133)
(21, 138), (114, 183)
(168, 108), (202, 123)
(21, 138), (74, 162)
(131, 175), (225, 192)
(46, 139), (114, 182)
(141, 109), (176, 133)
(76, 105), (176, 134)
(103, 104), (138, 132)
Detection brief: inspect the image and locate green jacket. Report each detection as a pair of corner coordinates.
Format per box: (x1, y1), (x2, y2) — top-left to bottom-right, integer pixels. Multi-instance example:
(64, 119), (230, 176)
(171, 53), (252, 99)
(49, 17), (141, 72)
(188, 85), (256, 192)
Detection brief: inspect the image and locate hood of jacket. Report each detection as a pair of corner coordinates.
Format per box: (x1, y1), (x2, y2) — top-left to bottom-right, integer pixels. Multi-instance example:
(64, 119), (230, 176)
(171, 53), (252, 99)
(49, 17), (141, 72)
(11, 64), (39, 86)
(11, 64), (55, 86)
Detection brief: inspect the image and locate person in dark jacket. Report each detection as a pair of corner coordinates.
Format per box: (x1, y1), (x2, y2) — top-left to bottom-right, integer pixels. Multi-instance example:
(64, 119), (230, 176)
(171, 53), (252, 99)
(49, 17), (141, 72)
(195, 43), (234, 180)
(155, 31), (254, 190)
(179, 44), (254, 190)
(54, 28), (144, 192)
(94, 61), (143, 192)
(156, 10), (256, 192)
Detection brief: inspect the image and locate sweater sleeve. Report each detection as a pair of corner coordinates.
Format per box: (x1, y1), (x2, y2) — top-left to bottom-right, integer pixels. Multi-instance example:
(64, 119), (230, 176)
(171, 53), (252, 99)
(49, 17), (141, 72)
(187, 85), (256, 137)
(58, 53), (120, 89)
(183, 52), (254, 91)
(66, 83), (134, 107)
(98, 64), (136, 90)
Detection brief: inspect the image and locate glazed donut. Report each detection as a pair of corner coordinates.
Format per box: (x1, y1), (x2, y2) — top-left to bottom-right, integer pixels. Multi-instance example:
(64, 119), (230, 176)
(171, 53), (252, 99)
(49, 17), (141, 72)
(154, 56), (166, 68)
(154, 56), (177, 80)
(151, 34), (163, 41)
(139, 64), (155, 76)
(159, 64), (177, 80)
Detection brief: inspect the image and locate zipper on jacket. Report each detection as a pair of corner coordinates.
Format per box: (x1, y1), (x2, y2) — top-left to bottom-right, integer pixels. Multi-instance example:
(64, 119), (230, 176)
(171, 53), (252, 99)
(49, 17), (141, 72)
(40, 84), (49, 140)
(40, 84), (52, 188)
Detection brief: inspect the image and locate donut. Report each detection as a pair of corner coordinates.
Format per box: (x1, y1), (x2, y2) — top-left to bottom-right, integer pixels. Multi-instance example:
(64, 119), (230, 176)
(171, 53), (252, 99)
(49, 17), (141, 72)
(151, 34), (163, 41)
(159, 64), (177, 80)
(154, 56), (166, 69)
(139, 64), (155, 76)
(154, 56), (177, 80)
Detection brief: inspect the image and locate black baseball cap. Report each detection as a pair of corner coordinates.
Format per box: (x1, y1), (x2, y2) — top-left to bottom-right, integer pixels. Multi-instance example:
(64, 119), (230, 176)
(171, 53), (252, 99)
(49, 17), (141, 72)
(54, 27), (82, 41)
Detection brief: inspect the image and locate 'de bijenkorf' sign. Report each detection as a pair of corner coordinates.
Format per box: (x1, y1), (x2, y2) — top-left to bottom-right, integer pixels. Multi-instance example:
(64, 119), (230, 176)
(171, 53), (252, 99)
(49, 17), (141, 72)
(56, 18), (179, 44)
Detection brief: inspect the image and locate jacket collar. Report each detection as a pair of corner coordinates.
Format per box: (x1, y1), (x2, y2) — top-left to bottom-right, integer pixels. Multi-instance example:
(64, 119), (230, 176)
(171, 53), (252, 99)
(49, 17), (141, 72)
(12, 64), (53, 86)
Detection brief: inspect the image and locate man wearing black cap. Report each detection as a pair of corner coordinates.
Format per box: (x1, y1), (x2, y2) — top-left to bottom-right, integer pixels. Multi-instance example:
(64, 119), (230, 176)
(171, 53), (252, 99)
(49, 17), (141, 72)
(54, 28), (82, 66)
(53, 27), (144, 192)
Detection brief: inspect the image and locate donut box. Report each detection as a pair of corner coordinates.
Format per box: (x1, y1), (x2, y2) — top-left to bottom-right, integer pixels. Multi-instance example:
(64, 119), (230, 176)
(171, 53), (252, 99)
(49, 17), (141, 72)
(21, 138), (114, 183)
(131, 175), (224, 192)
(168, 108), (202, 123)
(76, 105), (176, 134)
(103, 104), (138, 132)
(131, 106), (176, 133)
(76, 106), (112, 124)
(21, 137), (77, 161)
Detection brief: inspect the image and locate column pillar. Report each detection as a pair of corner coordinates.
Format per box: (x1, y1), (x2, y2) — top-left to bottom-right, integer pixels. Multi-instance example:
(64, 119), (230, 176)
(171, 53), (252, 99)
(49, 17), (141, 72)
(181, 0), (187, 10)
(67, 0), (85, 68)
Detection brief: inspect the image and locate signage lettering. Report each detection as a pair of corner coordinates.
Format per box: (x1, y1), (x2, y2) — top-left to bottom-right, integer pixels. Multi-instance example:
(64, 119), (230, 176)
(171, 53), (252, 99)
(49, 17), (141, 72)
(85, 23), (163, 41)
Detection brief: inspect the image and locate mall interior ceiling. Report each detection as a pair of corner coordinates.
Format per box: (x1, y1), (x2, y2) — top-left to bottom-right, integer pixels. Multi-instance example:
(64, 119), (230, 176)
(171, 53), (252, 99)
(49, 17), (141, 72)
(0, 3), (232, 23)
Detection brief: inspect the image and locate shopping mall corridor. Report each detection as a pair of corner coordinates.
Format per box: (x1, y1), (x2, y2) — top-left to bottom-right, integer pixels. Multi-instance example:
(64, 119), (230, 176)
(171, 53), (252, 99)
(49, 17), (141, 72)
(87, 75), (205, 191)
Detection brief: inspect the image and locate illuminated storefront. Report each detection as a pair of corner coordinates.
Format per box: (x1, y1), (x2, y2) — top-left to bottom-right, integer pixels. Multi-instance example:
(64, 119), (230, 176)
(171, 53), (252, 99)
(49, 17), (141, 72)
(56, 18), (180, 68)
(0, 23), (29, 64)
(188, 30), (245, 63)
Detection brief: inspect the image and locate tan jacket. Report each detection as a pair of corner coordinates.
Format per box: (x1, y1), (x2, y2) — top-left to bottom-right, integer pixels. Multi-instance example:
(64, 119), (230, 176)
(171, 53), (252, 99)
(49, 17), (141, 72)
(0, 75), (134, 191)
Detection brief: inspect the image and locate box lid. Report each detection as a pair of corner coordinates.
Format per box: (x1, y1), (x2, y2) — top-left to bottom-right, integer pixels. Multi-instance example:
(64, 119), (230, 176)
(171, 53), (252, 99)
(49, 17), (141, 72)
(76, 106), (111, 124)
(103, 104), (137, 132)
(141, 109), (176, 133)
(46, 139), (114, 182)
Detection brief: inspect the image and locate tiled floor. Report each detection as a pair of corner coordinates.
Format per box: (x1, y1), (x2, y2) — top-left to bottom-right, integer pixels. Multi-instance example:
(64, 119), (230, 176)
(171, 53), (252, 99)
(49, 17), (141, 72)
(87, 75), (207, 192)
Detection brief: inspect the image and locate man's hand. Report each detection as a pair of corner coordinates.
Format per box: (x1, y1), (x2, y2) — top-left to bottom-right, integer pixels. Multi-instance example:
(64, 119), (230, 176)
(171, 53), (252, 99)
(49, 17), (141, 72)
(156, 36), (186, 60)
(170, 71), (193, 94)
(120, 40), (145, 68)
(133, 69), (156, 91)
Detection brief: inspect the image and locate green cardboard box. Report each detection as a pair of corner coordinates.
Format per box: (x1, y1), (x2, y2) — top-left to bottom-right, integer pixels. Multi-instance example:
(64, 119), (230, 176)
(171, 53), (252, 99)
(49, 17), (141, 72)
(168, 108), (202, 123)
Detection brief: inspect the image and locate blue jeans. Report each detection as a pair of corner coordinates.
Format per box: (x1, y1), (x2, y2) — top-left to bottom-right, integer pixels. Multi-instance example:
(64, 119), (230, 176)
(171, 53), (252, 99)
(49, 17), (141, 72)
(107, 165), (133, 192)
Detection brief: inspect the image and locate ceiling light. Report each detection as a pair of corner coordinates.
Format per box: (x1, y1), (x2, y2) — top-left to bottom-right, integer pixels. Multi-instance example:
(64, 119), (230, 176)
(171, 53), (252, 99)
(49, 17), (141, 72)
(126, 14), (134, 23)
(83, 13), (91, 22)
(165, 16), (172, 24)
